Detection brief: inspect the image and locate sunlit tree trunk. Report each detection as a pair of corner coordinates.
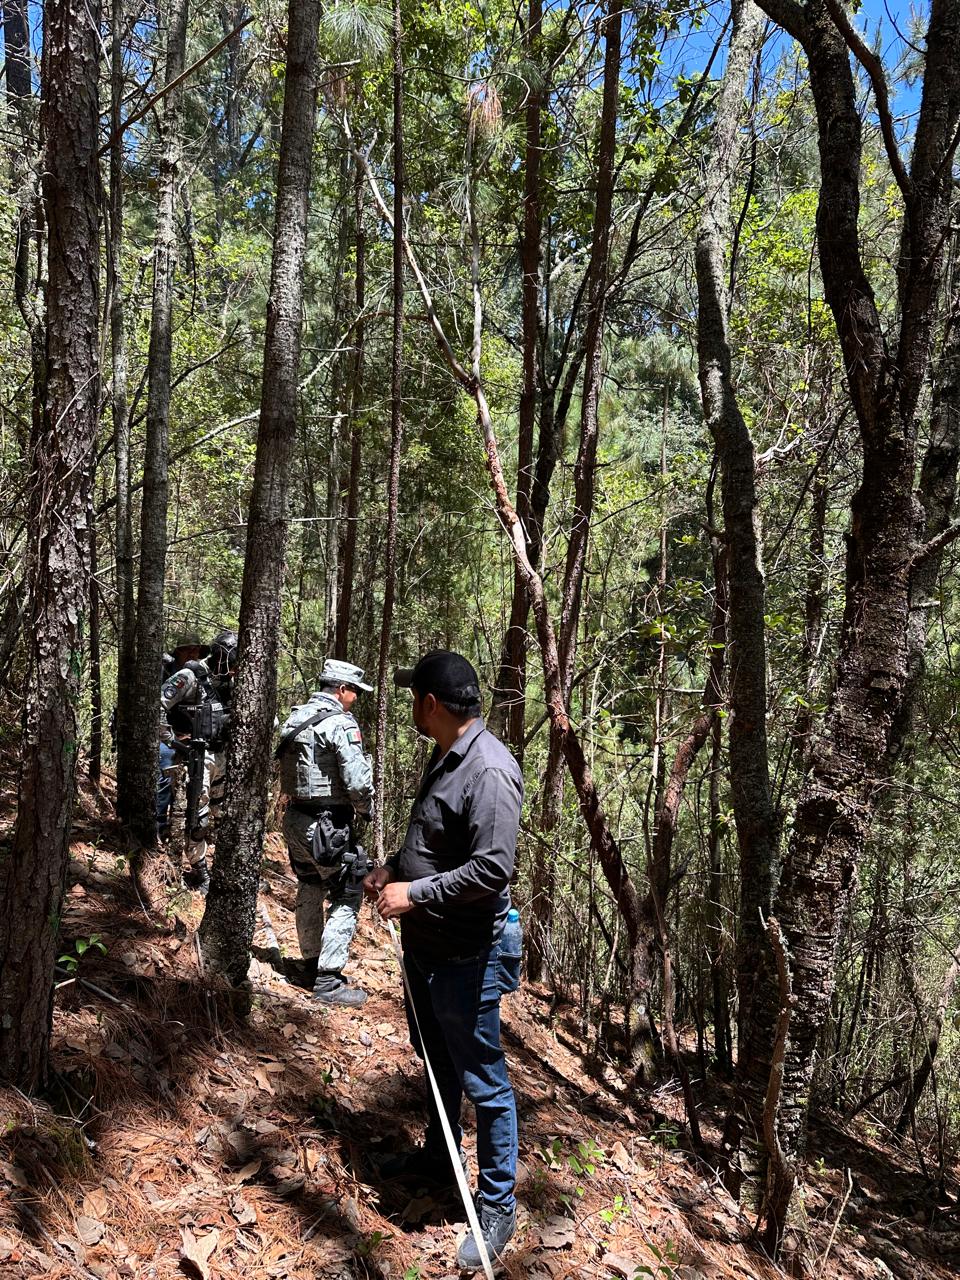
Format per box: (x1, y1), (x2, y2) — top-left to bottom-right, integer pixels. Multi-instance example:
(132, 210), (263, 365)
(334, 163), (366, 659)
(200, 0), (322, 983)
(110, 0), (137, 817)
(694, 0), (775, 1196)
(489, 0), (543, 757)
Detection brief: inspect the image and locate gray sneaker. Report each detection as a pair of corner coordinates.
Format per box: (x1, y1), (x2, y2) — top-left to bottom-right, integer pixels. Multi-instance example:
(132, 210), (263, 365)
(456, 1194), (516, 1270)
(312, 972), (368, 1007)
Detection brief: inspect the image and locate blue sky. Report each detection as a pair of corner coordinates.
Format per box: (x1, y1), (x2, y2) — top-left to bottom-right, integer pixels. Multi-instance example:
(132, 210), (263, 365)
(641, 0), (928, 172)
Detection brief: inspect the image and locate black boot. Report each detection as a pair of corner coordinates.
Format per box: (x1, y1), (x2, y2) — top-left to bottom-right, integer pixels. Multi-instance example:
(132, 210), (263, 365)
(183, 857), (210, 895)
(378, 1144), (468, 1186)
(312, 970), (368, 1007)
(285, 956), (319, 990)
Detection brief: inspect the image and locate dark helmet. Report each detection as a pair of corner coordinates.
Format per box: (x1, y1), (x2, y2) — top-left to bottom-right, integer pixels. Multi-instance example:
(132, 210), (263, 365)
(209, 629), (239, 676)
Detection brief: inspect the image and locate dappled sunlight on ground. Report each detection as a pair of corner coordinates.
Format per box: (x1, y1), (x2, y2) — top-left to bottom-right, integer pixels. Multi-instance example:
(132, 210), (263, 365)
(0, 795), (958, 1279)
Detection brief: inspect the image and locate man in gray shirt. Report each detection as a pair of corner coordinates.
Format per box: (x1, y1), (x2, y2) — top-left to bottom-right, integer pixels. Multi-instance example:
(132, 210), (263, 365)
(364, 650), (523, 1270)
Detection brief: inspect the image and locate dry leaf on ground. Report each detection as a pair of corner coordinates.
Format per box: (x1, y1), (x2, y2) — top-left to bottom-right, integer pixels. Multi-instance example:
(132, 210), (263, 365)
(179, 1226), (219, 1279)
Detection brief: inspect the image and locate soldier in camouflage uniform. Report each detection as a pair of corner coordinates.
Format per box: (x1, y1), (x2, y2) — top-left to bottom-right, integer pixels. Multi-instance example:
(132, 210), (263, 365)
(157, 632), (208, 839)
(277, 658), (374, 1007)
(160, 632), (237, 892)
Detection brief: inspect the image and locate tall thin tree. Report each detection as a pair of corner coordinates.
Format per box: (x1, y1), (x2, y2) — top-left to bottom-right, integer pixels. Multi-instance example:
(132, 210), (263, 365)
(200, 0), (323, 982)
(371, 0), (405, 863)
(334, 163), (366, 658)
(488, 0), (543, 757)
(693, 0), (774, 1191)
(0, 0), (101, 1089)
(110, 0), (137, 820)
(124, 0), (189, 881)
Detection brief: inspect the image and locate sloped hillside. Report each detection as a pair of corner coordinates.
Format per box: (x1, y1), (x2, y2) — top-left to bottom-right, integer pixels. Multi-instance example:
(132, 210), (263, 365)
(0, 796), (957, 1280)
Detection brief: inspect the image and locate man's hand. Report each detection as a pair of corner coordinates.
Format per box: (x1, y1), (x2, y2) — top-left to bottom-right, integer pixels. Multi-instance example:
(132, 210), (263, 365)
(363, 863), (395, 899)
(376, 881), (413, 919)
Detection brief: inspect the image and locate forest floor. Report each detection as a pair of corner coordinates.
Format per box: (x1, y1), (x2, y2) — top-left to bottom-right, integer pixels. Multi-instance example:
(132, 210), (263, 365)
(1, 778), (959, 1280)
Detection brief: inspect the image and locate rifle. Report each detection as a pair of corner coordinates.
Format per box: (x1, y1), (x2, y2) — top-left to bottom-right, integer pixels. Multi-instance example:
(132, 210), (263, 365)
(183, 729), (207, 840)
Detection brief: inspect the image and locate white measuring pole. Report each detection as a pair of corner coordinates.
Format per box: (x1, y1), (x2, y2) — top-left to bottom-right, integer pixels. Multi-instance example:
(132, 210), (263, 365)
(386, 918), (496, 1280)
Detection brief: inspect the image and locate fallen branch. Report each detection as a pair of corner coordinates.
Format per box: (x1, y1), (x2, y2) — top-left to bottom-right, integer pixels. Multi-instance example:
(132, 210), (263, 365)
(54, 966), (134, 1010)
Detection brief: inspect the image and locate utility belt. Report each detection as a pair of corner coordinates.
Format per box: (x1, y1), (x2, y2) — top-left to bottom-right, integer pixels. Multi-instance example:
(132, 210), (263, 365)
(289, 803), (369, 886)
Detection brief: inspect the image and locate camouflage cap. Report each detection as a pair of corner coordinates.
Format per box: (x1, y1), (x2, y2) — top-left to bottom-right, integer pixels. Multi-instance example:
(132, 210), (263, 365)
(172, 631), (211, 658)
(320, 658), (373, 693)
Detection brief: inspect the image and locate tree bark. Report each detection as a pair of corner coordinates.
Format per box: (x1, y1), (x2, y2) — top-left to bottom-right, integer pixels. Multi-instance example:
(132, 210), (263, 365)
(110, 0), (137, 817)
(488, 0), (543, 756)
(88, 474), (103, 784)
(4, 0), (43, 400)
(334, 161), (366, 659)
(124, 0), (189, 875)
(694, 0), (772, 1073)
(371, 0), (405, 864)
(742, 0), (960, 1251)
(0, 0), (101, 1089)
(199, 0), (322, 984)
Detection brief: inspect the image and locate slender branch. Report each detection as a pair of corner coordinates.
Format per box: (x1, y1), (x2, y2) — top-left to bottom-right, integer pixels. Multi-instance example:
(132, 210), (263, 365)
(329, 93), (475, 391)
(823, 0), (912, 202)
(95, 324), (363, 517)
(97, 14), (254, 158)
(911, 517), (960, 569)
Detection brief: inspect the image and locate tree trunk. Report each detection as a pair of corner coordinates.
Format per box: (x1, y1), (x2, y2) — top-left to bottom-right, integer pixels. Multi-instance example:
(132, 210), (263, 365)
(488, 0), (543, 755)
(694, 0), (771, 1069)
(895, 949), (960, 1138)
(4, 0), (43, 406)
(110, 0), (137, 813)
(694, 0), (776, 1196)
(124, 0), (189, 878)
(199, 0), (322, 984)
(0, 0), (100, 1090)
(219, 2), (245, 164)
(88, 474), (103, 784)
(371, 0), (405, 864)
(334, 162), (366, 659)
(744, 0), (960, 1251)
(323, 151), (352, 655)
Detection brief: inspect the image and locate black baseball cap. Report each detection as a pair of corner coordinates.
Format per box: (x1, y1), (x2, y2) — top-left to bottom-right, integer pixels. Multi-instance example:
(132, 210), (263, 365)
(394, 650), (482, 710)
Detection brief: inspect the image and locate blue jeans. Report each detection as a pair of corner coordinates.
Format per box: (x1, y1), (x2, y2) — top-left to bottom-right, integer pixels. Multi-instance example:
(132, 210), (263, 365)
(403, 944), (517, 1209)
(157, 741), (177, 827)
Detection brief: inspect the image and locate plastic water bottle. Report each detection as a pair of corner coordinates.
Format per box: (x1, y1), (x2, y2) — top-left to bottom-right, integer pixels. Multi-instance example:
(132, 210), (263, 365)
(499, 907), (522, 993)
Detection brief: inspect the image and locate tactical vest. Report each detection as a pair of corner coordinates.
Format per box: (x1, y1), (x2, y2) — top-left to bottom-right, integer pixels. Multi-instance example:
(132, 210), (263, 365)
(168, 661), (227, 745)
(277, 697), (353, 809)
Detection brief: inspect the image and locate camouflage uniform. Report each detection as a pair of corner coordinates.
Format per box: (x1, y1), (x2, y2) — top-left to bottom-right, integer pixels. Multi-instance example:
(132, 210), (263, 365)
(161, 660), (228, 875)
(278, 659), (374, 1004)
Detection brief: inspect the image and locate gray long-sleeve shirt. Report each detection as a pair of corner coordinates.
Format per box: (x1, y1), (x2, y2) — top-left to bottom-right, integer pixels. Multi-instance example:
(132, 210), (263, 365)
(387, 718), (524, 961)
